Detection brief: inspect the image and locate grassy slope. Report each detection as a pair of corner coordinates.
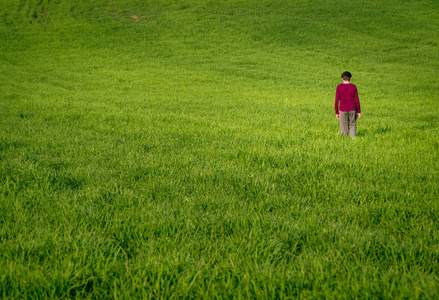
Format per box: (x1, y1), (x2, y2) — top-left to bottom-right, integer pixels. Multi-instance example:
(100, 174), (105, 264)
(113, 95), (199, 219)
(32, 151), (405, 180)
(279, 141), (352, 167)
(1, 0), (439, 298)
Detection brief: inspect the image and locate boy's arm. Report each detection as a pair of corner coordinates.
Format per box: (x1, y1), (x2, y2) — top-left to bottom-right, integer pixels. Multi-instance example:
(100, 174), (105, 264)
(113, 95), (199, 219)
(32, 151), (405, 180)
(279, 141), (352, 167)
(354, 87), (361, 119)
(354, 87), (361, 113)
(335, 86), (340, 115)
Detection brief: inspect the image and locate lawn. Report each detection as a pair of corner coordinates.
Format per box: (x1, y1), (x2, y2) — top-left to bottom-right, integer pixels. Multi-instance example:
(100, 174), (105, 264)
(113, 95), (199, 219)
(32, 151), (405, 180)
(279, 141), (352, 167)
(1, 0), (438, 298)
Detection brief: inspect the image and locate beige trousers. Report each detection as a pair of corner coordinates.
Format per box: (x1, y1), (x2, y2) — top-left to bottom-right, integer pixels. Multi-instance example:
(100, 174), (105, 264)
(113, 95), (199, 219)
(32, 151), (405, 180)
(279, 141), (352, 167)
(339, 111), (357, 137)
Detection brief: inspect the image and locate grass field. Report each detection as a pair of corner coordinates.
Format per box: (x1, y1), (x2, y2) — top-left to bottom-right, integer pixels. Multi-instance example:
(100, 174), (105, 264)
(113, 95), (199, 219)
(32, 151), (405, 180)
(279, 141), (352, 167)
(1, 0), (439, 298)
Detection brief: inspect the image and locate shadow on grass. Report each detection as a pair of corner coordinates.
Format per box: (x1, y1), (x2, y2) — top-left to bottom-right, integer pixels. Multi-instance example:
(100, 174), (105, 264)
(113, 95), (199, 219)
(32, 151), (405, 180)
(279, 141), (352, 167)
(356, 129), (368, 137)
(375, 125), (391, 134)
(356, 125), (391, 137)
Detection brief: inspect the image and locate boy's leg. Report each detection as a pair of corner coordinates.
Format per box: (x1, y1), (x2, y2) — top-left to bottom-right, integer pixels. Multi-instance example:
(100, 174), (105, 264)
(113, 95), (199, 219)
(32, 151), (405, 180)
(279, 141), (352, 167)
(348, 111), (357, 138)
(339, 111), (349, 137)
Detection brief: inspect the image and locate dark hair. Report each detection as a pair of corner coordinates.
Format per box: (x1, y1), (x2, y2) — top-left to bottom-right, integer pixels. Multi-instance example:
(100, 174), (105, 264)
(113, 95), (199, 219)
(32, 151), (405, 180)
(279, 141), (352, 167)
(341, 71), (352, 81)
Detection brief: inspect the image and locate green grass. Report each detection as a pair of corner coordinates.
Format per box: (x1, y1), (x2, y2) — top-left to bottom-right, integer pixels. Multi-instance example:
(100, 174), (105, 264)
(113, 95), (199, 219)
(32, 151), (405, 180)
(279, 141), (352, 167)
(1, 0), (439, 298)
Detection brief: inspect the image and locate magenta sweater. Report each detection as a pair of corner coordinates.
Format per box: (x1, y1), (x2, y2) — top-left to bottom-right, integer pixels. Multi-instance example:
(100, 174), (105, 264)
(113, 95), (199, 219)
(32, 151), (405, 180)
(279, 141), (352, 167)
(335, 83), (361, 114)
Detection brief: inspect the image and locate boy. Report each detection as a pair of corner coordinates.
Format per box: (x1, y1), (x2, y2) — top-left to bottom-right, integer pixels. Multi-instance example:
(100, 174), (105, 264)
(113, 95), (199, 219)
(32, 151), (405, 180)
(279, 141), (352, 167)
(335, 71), (361, 138)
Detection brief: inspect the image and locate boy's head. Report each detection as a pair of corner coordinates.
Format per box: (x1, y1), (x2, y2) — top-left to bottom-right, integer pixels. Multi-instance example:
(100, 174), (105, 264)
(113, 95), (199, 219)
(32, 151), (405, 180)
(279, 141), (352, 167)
(341, 71), (352, 81)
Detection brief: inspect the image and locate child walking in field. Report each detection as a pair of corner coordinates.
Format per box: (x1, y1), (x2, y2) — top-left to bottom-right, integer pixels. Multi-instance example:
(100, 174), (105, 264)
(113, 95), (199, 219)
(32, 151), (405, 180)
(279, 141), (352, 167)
(335, 71), (361, 138)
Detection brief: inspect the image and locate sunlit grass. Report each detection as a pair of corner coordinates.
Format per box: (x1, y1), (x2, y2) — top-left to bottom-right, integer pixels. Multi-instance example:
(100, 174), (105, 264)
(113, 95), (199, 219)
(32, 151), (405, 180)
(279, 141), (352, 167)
(1, 0), (439, 298)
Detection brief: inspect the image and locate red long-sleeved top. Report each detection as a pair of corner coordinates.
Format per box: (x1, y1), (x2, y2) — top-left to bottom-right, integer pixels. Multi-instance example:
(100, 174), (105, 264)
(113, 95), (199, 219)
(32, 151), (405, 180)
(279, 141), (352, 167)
(335, 83), (361, 114)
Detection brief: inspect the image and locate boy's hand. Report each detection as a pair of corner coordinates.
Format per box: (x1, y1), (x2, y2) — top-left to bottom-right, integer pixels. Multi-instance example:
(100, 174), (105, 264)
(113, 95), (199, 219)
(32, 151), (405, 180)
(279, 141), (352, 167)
(336, 114), (340, 120)
(357, 113), (361, 119)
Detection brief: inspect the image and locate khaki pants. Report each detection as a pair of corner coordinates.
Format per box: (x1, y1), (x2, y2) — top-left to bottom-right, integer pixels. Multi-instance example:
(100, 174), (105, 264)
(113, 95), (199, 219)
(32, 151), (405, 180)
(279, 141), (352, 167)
(339, 111), (357, 137)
